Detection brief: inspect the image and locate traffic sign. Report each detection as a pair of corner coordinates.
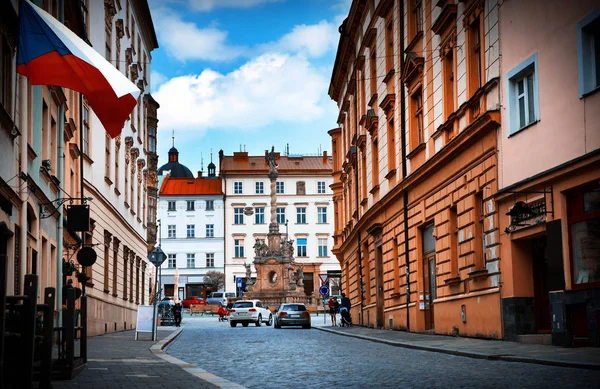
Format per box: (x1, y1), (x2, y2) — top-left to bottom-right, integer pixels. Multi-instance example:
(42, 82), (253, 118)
(319, 274), (328, 284)
(319, 285), (330, 296)
(236, 278), (242, 287)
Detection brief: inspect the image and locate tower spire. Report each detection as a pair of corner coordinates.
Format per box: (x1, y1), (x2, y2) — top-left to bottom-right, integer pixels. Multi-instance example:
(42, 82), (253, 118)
(172, 129), (175, 147)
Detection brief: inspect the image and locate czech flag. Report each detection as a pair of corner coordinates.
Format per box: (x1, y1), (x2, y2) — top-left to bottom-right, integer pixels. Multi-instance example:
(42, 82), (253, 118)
(17, 0), (139, 138)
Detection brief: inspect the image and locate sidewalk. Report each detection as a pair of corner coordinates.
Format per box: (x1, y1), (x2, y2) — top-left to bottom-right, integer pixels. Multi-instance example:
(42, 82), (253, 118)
(314, 322), (600, 370)
(51, 327), (223, 389)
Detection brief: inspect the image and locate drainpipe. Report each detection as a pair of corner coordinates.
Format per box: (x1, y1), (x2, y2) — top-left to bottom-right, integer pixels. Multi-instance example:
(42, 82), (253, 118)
(19, 75), (28, 295)
(399, 0), (410, 332)
(55, 0), (65, 328)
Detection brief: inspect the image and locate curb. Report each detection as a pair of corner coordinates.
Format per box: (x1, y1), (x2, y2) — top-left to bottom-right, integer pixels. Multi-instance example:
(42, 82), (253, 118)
(151, 327), (248, 389)
(315, 327), (600, 371)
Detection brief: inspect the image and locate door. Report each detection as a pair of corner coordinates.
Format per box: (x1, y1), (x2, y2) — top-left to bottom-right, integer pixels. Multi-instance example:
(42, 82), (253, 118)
(376, 245), (384, 328)
(422, 224), (436, 331)
(532, 238), (551, 332)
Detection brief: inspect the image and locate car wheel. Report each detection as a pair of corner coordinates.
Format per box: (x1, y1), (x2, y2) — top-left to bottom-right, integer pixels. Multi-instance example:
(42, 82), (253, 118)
(230, 321), (237, 328)
(274, 321), (280, 329)
(242, 323), (249, 327)
(267, 314), (273, 326)
(256, 314), (262, 327)
(302, 324), (311, 329)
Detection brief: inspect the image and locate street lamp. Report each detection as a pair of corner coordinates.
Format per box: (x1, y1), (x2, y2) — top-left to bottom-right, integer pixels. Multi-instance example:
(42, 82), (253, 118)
(148, 245), (166, 340)
(285, 219), (289, 240)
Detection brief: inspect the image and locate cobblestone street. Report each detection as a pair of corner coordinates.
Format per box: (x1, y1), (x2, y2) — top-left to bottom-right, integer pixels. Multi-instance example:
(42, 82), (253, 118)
(165, 316), (600, 389)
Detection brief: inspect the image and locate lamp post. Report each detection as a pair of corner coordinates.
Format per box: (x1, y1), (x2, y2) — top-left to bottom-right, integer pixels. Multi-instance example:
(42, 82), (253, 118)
(147, 245), (166, 341)
(285, 219), (289, 240)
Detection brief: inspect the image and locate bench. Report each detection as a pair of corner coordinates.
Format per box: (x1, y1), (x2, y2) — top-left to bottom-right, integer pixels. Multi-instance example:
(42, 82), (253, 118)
(189, 305), (204, 316)
(201, 305), (220, 316)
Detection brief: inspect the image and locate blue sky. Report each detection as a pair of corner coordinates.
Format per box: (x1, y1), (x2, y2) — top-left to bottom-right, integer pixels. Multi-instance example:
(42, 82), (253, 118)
(147, 0), (350, 174)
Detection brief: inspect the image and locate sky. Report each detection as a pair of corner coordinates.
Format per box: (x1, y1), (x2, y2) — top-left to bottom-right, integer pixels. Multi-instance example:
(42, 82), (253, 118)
(147, 0), (351, 174)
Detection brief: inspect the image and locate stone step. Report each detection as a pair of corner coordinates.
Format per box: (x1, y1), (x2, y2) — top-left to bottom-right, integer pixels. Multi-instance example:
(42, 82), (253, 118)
(516, 334), (552, 345)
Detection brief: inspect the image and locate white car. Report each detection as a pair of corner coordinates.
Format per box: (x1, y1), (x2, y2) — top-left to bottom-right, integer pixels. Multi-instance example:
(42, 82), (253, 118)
(229, 300), (273, 327)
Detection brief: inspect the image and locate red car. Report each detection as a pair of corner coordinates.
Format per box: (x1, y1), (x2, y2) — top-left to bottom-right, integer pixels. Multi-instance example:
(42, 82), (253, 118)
(182, 296), (207, 308)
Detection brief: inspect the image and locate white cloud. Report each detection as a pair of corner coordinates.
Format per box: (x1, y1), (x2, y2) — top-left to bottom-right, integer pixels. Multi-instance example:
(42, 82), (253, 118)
(260, 20), (339, 58)
(151, 8), (247, 61)
(184, 0), (283, 11)
(150, 71), (167, 91)
(154, 53), (331, 133)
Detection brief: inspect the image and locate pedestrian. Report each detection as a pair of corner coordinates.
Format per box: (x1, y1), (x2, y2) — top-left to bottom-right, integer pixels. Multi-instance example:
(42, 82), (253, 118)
(173, 302), (182, 327)
(328, 296), (337, 326)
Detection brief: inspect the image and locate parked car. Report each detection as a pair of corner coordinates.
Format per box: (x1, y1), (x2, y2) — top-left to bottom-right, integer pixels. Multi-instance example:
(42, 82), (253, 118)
(182, 296), (207, 308)
(274, 303), (311, 329)
(229, 300), (273, 327)
(207, 292), (236, 306)
(158, 296), (175, 309)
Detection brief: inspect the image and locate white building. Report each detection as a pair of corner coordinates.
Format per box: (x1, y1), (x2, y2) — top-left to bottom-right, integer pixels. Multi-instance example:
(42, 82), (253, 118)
(219, 150), (340, 297)
(157, 149), (224, 300)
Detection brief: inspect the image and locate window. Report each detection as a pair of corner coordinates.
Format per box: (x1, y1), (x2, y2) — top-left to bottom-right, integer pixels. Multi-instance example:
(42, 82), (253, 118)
(187, 201), (195, 211)
(317, 181), (326, 194)
(568, 182), (600, 286)
(371, 138), (379, 187)
(410, 0), (423, 38)
(385, 15), (394, 73)
(167, 225), (176, 238)
(82, 105), (90, 155)
(255, 207), (265, 224)
(276, 181), (284, 194)
(387, 118), (396, 172)
(187, 254), (195, 268)
(186, 224), (195, 238)
(443, 46), (455, 120)
(206, 253), (215, 268)
(167, 254), (176, 269)
(148, 127), (156, 153)
(234, 208), (244, 224)
(1, 37), (13, 115)
(506, 53), (539, 136)
(369, 49), (377, 99)
(234, 239), (245, 258)
(105, 134), (111, 179)
(468, 17), (483, 94)
(168, 201), (176, 211)
(317, 207), (327, 224)
(255, 182), (264, 194)
(234, 182), (243, 194)
(296, 207), (307, 224)
(411, 89), (423, 147)
(206, 224), (214, 237)
(297, 238), (307, 257)
(577, 9), (600, 96)
(318, 238), (328, 257)
(206, 200), (214, 211)
(277, 207), (285, 224)
(105, 25), (112, 61)
(474, 192), (485, 269)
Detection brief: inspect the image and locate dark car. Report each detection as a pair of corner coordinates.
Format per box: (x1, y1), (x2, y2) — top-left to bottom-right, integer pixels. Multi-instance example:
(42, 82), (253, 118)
(182, 296), (207, 308)
(274, 303), (311, 329)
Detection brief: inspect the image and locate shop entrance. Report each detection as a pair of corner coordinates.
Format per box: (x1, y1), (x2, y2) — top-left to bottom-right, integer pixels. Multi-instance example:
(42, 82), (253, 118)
(532, 238), (551, 332)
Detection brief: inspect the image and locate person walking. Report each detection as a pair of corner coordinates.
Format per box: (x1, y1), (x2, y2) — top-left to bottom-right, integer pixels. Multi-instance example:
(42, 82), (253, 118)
(328, 296), (337, 326)
(173, 302), (183, 327)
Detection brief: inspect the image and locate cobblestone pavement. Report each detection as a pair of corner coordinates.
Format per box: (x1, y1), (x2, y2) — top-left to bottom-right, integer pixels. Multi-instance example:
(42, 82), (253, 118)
(52, 328), (220, 389)
(166, 315), (600, 389)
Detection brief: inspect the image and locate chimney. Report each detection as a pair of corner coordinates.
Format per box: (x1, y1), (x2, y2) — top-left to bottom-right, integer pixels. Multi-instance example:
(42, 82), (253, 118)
(197, 171), (202, 178)
(323, 150), (328, 162)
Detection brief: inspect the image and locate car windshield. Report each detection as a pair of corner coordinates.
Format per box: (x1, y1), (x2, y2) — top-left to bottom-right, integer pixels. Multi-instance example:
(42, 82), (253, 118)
(233, 301), (253, 308)
(281, 304), (306, 311)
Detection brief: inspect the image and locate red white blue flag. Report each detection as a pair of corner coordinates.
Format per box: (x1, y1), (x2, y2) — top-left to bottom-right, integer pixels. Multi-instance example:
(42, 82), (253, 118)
(16, 0), (139, 138)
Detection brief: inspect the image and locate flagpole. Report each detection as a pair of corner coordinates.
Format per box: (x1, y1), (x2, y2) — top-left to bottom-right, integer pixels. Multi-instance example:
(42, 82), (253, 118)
(79, 92), (87, 363)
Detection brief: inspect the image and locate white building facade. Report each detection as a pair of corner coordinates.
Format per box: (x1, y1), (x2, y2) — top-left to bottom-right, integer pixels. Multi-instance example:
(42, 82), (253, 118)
(157, 154), (224, 300)
(219, 151), (340, 298)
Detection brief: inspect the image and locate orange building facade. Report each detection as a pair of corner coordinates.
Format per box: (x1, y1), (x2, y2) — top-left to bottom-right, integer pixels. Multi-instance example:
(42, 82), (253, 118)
(329, 0), (502, 337)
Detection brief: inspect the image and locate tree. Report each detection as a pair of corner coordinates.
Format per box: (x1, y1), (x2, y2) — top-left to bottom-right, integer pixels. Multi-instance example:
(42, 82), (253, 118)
(204, 271), (225, 292)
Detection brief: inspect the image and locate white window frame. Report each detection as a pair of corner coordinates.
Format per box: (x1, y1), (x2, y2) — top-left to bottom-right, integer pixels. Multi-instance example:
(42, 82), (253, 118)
(168, 201), (176, 211)
(296, 207), (307, 224)
(276, 181), (284, 194)
(167, 254), (176, 268)
(276, 207), (285, 224)
(186, 200), (195, 211)
(255, 207), (265, 224)
(186, 224), (195, 238)
(255, 181), (264, 194)
(577, 9), (600, 97)
(318, 238), (328, 257)
(206, 224), (214, 237)
(234, 208), (244, 224)
(206, 200), (214, 211)
(234, 181), (243, 194)
(167, 225), (176, 238)
(186, 253), (195, 268)
(234, 239), (244, 258)
(506, 52), (540, 136)
(206, 253), (215, 268)
(297, 238), (307, 257)
(317, 181), (326, 194)
(317, 207), (327, 224)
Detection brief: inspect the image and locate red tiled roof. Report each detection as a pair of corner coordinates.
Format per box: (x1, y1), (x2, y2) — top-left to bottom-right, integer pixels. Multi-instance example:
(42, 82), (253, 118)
(220, 152), (332, 175)
(159, 175), (223, 196)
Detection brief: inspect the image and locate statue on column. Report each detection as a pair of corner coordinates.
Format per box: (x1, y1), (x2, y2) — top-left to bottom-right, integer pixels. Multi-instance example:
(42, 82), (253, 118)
(295, 264), (304, 287)
(265, 146), (278, 179)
